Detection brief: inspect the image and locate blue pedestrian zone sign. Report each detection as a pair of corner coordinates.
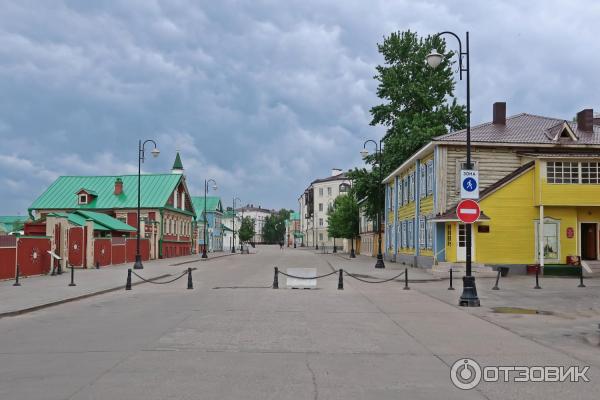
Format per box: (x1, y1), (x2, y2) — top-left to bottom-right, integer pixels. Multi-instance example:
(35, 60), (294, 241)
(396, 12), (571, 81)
(460, 170), (479, 199)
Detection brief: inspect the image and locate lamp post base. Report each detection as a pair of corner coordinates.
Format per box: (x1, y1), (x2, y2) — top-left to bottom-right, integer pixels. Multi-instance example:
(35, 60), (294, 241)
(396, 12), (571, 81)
(133, 254), (143, 270)
(231, 246), (236, 254)
(333, 246), (337, 253)
(350, 249), (356, 258)
(201, 251), (208, 259)
(375, 254), (385, 269)
(459, 275), (480, 307)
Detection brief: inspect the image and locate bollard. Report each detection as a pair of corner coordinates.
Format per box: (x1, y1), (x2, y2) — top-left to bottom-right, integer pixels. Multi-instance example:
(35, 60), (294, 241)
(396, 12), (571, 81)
(403, 268), (410, 290)
(96, 261), (100, 270)
(578, 266), (586, 288)
(492, 269), (501, 290)
(13, 264), (21, 287)
(68, 263), (76, 286)
(187, 267), (193, 290)
(273, 267), (279, 289)
(534, 266), (541, 289)
(51, 262), (56, 276)
(57, 262), (63, 275)
(338, 269), (344, 290)
(125, 269), (132, 290)
(448, 268), (455, 290)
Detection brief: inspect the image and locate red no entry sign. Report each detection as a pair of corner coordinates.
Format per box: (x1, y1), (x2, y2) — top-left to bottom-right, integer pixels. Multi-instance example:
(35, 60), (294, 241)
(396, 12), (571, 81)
(456, 199), (480, 224)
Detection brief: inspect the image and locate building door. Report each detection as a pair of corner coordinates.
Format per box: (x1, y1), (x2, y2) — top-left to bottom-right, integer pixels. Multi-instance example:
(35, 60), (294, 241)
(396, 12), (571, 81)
(456, 224), (474, 262)
(581, 223), (597, 260)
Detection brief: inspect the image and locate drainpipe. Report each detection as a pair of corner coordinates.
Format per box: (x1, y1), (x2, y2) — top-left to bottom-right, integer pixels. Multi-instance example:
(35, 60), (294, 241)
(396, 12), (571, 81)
(538, 160), (544, 268)
(159, 208), (164, 259)
(414, 160), (421, 267)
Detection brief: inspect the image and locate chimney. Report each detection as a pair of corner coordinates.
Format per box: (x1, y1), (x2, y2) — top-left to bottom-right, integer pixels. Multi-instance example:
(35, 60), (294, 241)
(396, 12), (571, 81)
(114, 178), (123, 195)
(594, 113), (600, 126)
(577, 109), (593, 132)
(331, 168), (342, 176)
(492, 102), (506, 125)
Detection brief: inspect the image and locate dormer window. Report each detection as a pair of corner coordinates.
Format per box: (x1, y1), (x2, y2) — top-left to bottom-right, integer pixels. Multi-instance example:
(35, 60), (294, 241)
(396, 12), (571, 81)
(79, 194), (88, 204)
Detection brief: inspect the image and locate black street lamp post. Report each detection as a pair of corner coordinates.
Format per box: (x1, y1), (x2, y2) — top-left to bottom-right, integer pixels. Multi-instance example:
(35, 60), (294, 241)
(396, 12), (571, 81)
(232, 197), (241, 253)
(201, 179), (217, 259)
(134, 139), (159, 270)
(361, 139), (385, 269)
(426, 31), (479, 307)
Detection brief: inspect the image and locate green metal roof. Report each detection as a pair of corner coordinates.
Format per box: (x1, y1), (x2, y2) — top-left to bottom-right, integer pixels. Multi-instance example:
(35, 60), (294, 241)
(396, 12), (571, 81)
(0, 216), (29, 233)
(191, 196), (223, 214)
(30, 174), (184, 211)
(222, 210), (236, 219)
(289, 211), (300, 220)
(48, 210), (136, 232)
(172, 152), (184, 170)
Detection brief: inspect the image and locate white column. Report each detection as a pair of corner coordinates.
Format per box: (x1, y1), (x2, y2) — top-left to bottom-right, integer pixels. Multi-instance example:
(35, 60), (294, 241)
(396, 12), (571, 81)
(539, 205), (544, 267)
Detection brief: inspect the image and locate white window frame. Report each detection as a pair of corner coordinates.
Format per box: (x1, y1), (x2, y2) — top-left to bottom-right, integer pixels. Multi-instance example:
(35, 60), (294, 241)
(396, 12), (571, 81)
(401, 221), (407, 248)
(327, 187), (332, 196)
(419, 216), (426, 249)
(534, 218), (560, 262)
(427, 160), (434, 195)
(319, 203), (323, 212)
(546, 161), (579, 184)
(408, 219), (414, 248)
(420, 164), (426, 199)
(426, 216), (433, 249)
(78, 194), (88, 204)
(402, 177), (408, 205)
(319, 218), (323, 227)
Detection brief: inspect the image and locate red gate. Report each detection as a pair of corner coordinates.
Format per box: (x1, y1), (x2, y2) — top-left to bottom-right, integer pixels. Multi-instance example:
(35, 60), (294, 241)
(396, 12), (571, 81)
(94, 238), (112, 267)
(68, 227), (84, 267)
(0, 235), (17, 280)
(17, 237), (51, 277)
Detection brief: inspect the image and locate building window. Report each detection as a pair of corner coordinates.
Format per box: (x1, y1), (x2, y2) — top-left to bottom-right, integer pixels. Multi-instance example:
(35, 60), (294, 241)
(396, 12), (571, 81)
(319, 203), (323, 212)
(388, 186), (394, 210)
(408, 219), (414, 248)
(402, 177), (408, 205)
(535, 219), (559, 261)
(319, 188), (324, 196)
(319, 233), (323, 241)
(427, 160), (434, 195)
(408, 174), (413, 202)
(78, 194), (87, 204)
(397, 223), (402, 250)
(420, 164), (426, 198)
(426, 217), (433, 249)
(319, 218), (323, 227)
(419, 216), (426, 249)
(327, 187), (332, 196)
(401, 221), (407, 248)
(339, 183), (349, 193)
(581, 162), (600, 184)
(547, 161), (579, 184)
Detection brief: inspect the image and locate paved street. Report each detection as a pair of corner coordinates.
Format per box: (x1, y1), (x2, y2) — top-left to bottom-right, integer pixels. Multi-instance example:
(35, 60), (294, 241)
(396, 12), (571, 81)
(1, 246), (599, 399)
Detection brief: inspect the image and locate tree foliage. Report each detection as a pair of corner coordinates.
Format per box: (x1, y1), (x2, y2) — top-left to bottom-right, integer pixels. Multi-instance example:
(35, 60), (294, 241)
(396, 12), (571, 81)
(262, 209), (291, 244)
(327, 193), (359, 240)
(350, 30), (467, 220)
(238, 216), (255, 243)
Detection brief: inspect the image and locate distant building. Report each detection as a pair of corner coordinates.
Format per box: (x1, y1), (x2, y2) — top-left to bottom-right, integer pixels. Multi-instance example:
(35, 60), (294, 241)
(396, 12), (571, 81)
(299, 169), (352, 249)
(221, 208), (240, 252)
(285, 211), (301, 247)
(237, 204), (273, 244)
(0, 216), (29, 235)
(191, 196), (224, 253)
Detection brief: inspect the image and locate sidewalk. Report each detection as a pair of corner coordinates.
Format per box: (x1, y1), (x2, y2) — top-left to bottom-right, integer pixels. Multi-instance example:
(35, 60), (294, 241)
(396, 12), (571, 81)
(0, 252), (235, 317)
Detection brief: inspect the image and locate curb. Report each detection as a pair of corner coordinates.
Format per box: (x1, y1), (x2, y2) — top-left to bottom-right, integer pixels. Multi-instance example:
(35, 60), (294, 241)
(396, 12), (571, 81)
(170, 252), (238, 266)
(0, 273), (172, 320)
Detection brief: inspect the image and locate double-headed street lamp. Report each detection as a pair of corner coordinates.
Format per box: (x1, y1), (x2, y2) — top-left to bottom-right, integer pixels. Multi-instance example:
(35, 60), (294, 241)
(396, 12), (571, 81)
(134, 139), (160, 269)
(361, 139), (385, 269)
(232, 197), (241, 253)
(426, 31), (479, 307)
(201, 178), (217, 259)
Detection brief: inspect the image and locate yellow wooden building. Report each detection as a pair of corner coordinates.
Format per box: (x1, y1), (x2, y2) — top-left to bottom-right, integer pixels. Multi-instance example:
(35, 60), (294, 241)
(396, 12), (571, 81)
(382, 102), (600, 274)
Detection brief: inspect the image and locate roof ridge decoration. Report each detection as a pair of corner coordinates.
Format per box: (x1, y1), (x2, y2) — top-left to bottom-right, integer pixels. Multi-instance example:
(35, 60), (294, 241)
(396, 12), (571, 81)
(172, 151), (184, 170)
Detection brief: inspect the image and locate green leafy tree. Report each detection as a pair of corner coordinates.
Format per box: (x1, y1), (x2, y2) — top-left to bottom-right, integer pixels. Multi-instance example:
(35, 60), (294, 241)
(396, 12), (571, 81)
(262, 209), (291, 244)
(350, 30), (467, 220)
(239, 216), (255, 243)
(327, 193), (359, 243)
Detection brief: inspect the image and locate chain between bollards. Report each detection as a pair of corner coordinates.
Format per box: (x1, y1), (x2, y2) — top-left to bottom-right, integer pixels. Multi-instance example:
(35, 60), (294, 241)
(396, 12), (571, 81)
(578, 265), (586, 288)
(403, 268), (410, 290)
(338, 269), (343, 290)
(187, 267), (193, 290)
(448, 268), (454, 290)
(492, 269), (501, 290)
(125, 268), (132, 290)
(534, 265), (541, 289)
(68, 262), (76, 286)
(13, 264), (21, 286)
(273, 267), (279, 289)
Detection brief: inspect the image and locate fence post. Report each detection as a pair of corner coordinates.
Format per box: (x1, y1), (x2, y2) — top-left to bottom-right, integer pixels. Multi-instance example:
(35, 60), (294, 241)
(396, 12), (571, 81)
(492, 269), (501, 290)
(68, 263), (76, 286)
(578, 266), (586, 288)
(13, 264), (21, 287)
(534, 266), (541, 289)
(338, 269), (343, 290)
(273, 267), (279, 289)
(126, 268), (132, 290)
(448, 268), (454, 290)
(403, 268), (410, 290)
(187, 267), (193, 290)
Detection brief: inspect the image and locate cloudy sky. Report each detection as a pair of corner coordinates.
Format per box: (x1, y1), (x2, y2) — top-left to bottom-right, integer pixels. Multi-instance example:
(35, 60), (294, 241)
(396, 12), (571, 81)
(1, 0), (598, 215)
